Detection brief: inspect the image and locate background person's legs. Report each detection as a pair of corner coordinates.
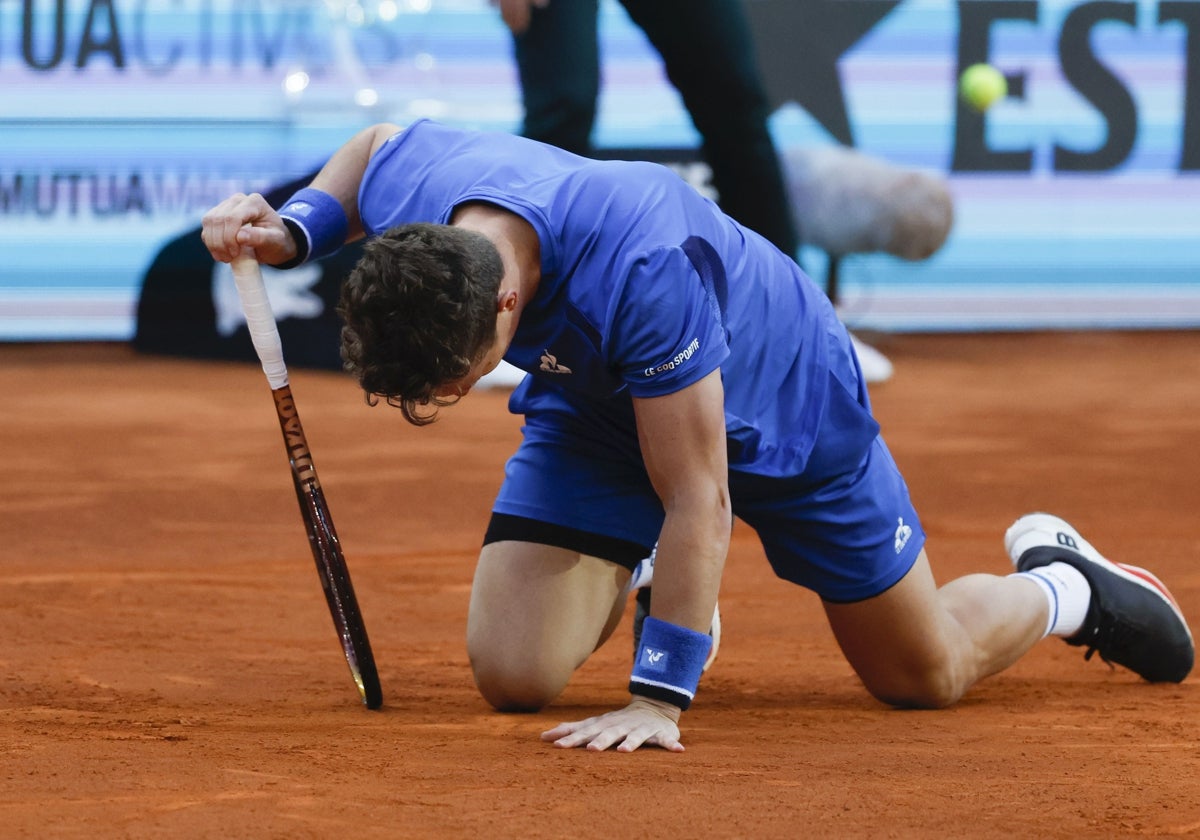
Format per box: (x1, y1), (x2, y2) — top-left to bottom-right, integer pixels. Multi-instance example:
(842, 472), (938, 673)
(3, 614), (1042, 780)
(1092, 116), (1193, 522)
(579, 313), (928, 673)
(621, 0), (799, 256)
(512, 0), (601, 153)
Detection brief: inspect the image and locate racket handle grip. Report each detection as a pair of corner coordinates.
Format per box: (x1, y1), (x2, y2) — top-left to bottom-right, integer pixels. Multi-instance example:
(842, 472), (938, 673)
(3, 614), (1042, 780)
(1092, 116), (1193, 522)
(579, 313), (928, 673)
(231, 253), (290, 390)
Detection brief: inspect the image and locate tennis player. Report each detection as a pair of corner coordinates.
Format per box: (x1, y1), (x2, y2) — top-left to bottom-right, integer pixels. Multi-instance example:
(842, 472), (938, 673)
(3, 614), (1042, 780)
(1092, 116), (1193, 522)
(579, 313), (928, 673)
(201, 121), (1193, 752)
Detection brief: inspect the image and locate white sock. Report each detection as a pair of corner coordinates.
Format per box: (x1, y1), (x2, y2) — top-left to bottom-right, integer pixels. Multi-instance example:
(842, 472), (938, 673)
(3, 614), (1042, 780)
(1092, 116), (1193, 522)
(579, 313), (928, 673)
(627, 546), (656, 592)
(1013, 562), (1091, 638)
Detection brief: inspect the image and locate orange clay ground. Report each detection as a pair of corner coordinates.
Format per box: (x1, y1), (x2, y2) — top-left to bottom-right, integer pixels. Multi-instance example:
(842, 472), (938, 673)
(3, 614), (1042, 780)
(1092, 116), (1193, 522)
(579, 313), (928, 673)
(2, 331), (1198, 839)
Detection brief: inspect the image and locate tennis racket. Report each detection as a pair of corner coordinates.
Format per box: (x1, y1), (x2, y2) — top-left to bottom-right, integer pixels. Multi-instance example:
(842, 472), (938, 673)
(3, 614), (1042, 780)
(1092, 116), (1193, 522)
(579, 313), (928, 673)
(231, 253), (383, 710)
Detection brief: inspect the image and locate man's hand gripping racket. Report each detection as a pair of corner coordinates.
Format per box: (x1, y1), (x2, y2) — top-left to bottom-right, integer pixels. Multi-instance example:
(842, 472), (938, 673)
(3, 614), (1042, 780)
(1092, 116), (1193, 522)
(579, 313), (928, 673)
(231, 252), (383, 709)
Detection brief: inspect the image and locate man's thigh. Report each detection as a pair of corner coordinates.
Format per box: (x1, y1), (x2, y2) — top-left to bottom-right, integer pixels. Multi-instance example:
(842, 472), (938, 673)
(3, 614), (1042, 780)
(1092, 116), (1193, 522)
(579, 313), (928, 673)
(734, 436), (925, 603)
(466, 540), (631, 708)
(820, 549), (962, 707)
(494, 388), (664, 553)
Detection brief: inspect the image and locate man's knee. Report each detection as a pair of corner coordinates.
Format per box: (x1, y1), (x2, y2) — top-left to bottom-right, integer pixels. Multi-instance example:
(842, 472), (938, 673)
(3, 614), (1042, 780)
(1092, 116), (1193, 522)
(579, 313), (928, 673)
(859, 660), (967, 710)
(468, 640), (573, 713)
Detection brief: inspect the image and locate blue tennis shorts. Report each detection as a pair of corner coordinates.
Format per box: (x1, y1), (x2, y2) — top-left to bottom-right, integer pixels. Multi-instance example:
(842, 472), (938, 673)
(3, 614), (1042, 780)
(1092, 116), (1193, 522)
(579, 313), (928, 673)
(490, 335), (924, 604)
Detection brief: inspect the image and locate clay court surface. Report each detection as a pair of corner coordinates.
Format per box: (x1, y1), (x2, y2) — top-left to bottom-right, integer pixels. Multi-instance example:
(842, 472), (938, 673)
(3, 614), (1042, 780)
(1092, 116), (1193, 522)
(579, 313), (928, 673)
(2, 331), (1198, 839)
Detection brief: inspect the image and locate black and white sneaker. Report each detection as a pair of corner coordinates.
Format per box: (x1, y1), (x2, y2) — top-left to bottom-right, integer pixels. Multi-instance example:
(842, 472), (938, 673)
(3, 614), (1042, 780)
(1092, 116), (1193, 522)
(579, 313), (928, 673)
(632, 587), (721, 673)
(1005, 513), (1194, 683)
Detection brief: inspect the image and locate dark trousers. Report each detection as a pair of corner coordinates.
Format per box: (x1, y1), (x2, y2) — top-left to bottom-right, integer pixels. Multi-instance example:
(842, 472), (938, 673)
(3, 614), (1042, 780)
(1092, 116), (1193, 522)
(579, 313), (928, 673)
(513, 0), (799, 257)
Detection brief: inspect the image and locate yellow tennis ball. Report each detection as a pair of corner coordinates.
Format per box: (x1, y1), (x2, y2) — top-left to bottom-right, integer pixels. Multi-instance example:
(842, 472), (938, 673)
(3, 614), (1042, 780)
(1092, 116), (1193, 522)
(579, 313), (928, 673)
(959, 63), (1007, 111)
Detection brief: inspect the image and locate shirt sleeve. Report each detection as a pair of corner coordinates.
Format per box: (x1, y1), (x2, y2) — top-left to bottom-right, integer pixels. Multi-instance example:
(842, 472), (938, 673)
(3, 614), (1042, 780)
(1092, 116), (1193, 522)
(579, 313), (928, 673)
(610, 245), (730, 399)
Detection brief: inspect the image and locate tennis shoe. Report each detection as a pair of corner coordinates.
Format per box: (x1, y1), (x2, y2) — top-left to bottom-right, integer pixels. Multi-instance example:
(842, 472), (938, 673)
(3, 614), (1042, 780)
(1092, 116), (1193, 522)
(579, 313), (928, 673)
(1005, 512), (1194, 683)
(632, 587), (721, 673)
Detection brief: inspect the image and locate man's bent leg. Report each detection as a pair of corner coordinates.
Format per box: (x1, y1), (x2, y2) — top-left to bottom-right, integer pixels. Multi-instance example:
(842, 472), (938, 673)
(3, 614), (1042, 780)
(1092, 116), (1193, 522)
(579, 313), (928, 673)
(823, 549), (1048, 708)
(467, 540), (630, 712)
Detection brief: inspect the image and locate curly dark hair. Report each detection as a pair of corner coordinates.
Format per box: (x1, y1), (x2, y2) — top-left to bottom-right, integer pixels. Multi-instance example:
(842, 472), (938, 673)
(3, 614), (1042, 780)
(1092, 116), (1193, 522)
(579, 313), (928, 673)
(338, 223), (505, 425)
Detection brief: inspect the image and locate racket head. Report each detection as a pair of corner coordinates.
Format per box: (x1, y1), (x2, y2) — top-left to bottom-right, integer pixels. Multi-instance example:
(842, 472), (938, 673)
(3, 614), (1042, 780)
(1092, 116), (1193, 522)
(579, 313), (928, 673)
(276, 387), (383, 710)
(300, 487), (384, 709)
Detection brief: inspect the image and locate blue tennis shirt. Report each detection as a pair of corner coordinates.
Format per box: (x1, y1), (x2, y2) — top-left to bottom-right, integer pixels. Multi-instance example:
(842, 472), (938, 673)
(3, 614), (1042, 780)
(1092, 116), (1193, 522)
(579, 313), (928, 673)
(358, 119), (871, 478)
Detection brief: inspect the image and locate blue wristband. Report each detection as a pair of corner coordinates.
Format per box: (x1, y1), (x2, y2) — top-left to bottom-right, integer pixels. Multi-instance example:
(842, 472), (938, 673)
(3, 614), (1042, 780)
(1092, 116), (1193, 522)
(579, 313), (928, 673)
(275, 187), (349, 268)
(629, 616), (712, 711)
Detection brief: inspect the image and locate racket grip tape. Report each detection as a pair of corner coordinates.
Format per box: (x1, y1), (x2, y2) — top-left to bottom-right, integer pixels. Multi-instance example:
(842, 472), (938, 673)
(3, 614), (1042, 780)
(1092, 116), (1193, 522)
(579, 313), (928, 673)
(231, 254), (290, 390)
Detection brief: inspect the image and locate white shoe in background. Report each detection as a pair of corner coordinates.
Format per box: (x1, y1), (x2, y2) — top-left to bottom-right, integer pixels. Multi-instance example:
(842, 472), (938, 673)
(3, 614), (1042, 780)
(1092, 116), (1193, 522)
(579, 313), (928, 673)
(476, 360), (528, 390)
(849, 332), (894, 383)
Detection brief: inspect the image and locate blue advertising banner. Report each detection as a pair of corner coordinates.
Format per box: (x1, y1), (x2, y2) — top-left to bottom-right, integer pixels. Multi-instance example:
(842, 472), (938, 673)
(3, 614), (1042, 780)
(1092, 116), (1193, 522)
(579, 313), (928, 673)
(1, 0), (1197, 342)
